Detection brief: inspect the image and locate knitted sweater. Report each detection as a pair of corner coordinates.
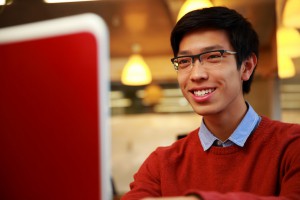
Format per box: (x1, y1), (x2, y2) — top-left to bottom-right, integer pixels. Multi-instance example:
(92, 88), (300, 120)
(121, 117), (300, 200)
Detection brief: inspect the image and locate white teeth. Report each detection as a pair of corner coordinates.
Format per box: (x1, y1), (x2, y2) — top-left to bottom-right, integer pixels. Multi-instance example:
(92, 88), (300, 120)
(194, 88), (215, 96)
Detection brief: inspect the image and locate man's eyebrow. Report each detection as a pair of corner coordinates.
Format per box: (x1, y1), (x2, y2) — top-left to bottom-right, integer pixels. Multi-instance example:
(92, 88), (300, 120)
(177, 45), (225, 56)
(202, 45), (224, 51)
(177, 50), (191, 55)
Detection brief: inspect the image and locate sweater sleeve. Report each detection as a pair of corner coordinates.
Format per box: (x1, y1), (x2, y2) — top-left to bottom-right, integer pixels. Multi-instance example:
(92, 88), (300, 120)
(121, 150), (161, 200)
(186, 191), (290, 200)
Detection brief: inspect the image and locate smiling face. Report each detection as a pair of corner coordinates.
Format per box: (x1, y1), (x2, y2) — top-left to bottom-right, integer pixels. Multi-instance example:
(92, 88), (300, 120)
(177, 29), (253, 118)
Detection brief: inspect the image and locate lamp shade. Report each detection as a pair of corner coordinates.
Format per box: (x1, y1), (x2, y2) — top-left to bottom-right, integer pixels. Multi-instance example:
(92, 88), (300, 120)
(177, 0), (213, 21)
(282, 0), (300, 28)
(121, 54), (152, 86)
(277, 26), (300, 58)
(278, 55), (296, 79)
(0, 0), (12, 5)
(44, 0), (97, 3)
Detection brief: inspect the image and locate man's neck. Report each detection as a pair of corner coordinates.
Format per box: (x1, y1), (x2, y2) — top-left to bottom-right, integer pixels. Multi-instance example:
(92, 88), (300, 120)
(203, 102), (248, 141)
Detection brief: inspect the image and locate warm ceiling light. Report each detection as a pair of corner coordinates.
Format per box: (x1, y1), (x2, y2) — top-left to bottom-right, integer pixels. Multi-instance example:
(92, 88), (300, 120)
(277, 26), (300, 58)
(121, 54), (152, 86)
(0, 0), (13, 5)
(177, 0), (213, 21)
(282, 0), (300, 28)
(278, 55), (296, 79)
(44, 0), (97, 3)
(142, 84), (163, 106)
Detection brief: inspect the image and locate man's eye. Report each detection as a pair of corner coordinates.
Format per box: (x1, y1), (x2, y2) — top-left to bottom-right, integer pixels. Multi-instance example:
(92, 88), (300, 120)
(178, 58), (190, 64)
(206, 53), (221, 60)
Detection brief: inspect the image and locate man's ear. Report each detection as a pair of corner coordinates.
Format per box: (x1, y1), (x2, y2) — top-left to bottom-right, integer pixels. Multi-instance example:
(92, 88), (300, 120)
(241, 53), (257, 81)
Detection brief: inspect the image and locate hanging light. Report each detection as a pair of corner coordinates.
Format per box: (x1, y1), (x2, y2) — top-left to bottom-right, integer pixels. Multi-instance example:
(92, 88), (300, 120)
(282, 0), (300, 28)
(276, 26), (300, 58)
(177, 0), (213, 21)
(44, 0), (97, 3)
(0, 0), (13, 5)
(276, 26), (299, 78)
(121, 44), (152, 86)
(278, 55), (296, 79)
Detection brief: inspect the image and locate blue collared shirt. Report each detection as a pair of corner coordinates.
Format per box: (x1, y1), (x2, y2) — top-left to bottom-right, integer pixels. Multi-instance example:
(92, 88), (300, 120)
(199, 103), (261, 151)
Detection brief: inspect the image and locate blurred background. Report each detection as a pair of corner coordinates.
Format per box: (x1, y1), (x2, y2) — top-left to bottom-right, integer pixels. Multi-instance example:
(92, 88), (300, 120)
(1, 0), (300, 197)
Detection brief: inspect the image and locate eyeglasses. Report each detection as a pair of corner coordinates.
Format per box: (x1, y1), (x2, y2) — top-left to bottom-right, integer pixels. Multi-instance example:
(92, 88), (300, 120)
(171, 49), (236, 72)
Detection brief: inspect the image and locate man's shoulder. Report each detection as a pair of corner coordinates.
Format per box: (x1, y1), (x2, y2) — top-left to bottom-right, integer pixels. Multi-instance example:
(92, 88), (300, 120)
(257, 116), (300, 146)
(260, 116), (300, 132)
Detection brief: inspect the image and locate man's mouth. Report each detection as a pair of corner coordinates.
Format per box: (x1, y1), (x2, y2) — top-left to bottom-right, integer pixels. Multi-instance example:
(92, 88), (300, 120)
(193, 88), (216, 97)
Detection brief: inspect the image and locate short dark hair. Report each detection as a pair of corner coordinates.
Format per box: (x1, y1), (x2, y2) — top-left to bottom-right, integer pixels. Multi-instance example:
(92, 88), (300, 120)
(170, 6), (259, 93)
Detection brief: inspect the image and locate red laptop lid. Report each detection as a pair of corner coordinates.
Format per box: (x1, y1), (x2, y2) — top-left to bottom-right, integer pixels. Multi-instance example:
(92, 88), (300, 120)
(0, 13), (111, 200)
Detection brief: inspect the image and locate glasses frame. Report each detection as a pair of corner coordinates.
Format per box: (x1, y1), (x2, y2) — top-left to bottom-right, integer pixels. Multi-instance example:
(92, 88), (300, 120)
(171, 49), (237, 71)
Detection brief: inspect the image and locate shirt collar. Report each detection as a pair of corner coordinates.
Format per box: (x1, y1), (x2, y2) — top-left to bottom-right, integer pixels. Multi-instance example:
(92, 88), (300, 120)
(199, 103), (261, 151)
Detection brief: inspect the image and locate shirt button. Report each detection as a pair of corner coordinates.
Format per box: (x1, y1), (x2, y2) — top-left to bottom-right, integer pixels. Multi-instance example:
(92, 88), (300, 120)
(217, 140), (223, 146)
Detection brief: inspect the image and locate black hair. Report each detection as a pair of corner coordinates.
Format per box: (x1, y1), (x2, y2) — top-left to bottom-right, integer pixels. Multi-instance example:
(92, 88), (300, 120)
(170, 6), (259, 93)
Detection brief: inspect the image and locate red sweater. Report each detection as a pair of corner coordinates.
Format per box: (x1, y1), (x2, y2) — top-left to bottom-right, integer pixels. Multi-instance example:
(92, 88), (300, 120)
(121, 117), (300, 200)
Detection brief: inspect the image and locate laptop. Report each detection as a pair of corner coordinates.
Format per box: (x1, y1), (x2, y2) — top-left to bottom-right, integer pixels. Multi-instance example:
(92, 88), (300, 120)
(0, 13), (111, 200)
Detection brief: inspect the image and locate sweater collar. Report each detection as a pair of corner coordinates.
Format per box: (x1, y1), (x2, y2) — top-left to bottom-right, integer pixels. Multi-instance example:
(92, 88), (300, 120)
(199, 102), (261, 151)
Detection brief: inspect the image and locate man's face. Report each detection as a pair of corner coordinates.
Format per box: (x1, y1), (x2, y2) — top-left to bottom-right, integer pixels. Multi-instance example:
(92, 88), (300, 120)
(176, 29), (248, 117)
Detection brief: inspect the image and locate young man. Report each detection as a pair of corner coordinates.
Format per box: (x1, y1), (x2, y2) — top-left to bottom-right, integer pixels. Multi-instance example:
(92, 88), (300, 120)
(121, 7), (300, 200)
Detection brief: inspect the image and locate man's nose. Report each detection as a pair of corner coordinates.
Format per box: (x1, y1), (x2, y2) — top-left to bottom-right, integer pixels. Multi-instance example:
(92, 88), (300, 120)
(190, 59), (208, 80)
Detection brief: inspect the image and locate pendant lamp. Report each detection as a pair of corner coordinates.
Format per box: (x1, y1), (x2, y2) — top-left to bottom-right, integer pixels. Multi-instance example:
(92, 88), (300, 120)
(277, 26), (300, 58)
(278, 55), (296, 79)
(177, 0), (213, 21)
(0, 0), (12, 5)
(44, 0), (97, 3)
(121, 44), (152, 86)
(276, 26), (300, 78)
(282, 0), (300, 28)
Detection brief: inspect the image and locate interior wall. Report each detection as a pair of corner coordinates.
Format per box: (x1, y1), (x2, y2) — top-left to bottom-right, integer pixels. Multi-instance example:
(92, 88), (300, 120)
(111, 113), (201, 194)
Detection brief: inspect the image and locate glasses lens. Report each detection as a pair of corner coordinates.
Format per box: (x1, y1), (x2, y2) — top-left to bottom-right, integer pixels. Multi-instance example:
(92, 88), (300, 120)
(174, 57), (192, 71)
(201, 51), (223, 64)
